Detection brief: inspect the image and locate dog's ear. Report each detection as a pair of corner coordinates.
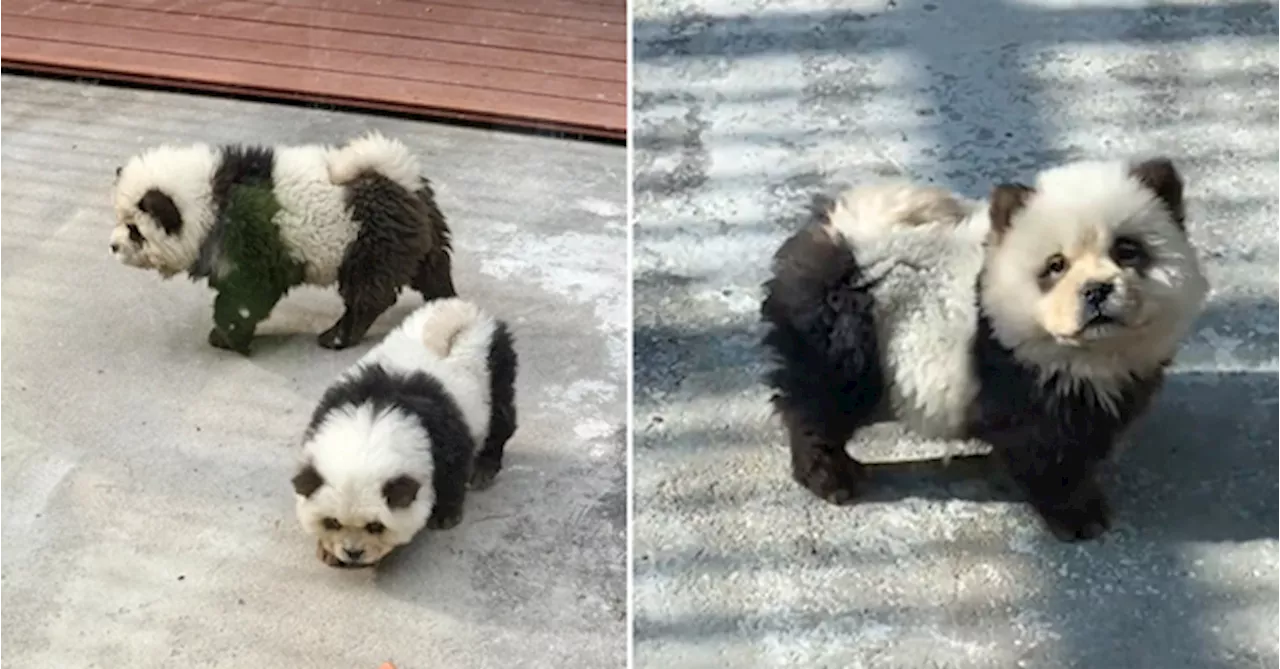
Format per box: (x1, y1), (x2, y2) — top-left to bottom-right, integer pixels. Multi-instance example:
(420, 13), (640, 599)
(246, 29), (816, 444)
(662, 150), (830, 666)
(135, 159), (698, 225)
(292, 464), (324, 498)
(137, 188), (184, 236)
(115, 166), (123, 179)
(1130, 157), (1185, 228)
(988, 182), (1034, 241)
(382, 475), (421, 510)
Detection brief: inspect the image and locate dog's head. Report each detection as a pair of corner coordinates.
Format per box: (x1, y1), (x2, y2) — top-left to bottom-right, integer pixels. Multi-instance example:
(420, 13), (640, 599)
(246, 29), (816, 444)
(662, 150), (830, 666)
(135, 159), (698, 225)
(110, 144), (218, 277)
(979, 158), (1208, 377)
(292, 404), (434, 569)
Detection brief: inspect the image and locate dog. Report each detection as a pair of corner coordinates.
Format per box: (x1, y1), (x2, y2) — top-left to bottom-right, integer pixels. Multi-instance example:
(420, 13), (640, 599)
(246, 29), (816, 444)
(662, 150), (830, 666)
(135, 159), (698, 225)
(761, 157), (1209, 541)
(291, 298), (517, 568)
(110, 131), (455, 353)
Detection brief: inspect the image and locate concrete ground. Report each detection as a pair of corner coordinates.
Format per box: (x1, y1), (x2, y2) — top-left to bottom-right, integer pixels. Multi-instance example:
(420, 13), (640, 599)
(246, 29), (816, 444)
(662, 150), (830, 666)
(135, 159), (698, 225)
(0, 75), (627, 669)
(632, 1), (1278, 667)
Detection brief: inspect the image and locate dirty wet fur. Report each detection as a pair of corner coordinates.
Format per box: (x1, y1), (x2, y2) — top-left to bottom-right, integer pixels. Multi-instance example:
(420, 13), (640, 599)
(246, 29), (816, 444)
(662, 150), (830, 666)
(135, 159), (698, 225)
(760, 159), (1205, 542)
(319, 174), (457, 350)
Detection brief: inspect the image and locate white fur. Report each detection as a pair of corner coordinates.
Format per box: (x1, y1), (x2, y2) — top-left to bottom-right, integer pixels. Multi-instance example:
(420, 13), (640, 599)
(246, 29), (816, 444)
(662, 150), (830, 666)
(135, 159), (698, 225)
(295, 298), (497, 565)
(325, 131), (422, 194)
(828, 159), (1207, 433)
(110, 133), (423, 285)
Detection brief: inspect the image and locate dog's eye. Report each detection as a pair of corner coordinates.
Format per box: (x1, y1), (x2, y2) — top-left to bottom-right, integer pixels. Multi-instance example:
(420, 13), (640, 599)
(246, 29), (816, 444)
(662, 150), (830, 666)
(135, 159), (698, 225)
(365, 522), (385, 535)
(127, 223), (145, 245)
(322, 518), (342, 531)
(1040, 254), (1068, 279)
(1111, 237), (1148, 266)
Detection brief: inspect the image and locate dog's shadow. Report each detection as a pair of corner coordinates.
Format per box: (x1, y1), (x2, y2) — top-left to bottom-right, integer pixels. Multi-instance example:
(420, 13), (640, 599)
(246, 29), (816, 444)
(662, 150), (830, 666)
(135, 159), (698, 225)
(844, 369), (1278, 543)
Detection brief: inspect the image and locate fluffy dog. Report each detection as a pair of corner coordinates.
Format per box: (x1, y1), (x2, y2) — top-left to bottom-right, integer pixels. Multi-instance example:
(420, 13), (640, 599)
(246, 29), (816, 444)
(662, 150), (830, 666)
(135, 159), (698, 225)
(761, 158), (1208, 541)
(291, 298), (517, 568)
(110, 131), (455, 353)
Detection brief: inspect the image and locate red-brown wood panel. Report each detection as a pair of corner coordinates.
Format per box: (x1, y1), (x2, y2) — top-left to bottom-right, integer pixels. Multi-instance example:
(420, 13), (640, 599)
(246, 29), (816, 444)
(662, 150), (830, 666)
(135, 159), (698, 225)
(1, 0), (627, 139)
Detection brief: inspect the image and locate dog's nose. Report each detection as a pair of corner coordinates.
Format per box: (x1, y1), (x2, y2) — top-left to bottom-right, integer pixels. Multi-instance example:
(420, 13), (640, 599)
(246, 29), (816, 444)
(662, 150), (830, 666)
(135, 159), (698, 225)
(1082, 281), (1114, 307)
(109, 243), (120, 253)
(344, 548), (364, 561)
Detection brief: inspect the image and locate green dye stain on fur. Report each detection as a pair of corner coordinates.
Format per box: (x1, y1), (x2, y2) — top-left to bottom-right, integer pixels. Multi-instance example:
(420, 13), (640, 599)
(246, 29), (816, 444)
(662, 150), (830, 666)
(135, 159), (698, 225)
(209, 184), (305, 353)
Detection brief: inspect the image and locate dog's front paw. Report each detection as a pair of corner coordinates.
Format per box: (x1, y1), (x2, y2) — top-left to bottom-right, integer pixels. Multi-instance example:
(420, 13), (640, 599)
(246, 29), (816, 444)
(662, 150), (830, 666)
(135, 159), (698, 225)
(317, 325), (352, 350)
(795, 452), (865, 506)
(1035, 483), (1113, 542)
(316, 541), (343, 567)
(426, 507), (463, 530)
(208, 327), (236, 351)
(469, 458), (501, 490)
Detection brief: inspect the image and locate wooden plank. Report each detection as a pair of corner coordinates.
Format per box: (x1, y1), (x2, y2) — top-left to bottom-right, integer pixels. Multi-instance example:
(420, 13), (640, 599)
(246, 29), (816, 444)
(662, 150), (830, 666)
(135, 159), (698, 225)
(12, 3), (621, 82)
(241, 0), (626, 40)
(1, 37), (625, 136)
(33, 0), (626, 61)
(4, 16), (624, 105)
(0, 0), (626, 138)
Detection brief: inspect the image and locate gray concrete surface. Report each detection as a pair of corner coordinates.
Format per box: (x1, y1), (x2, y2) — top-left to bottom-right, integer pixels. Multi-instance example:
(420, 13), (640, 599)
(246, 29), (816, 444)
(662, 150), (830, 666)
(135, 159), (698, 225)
(0, 75), (627, 669)
(632, 1), (1278, 667)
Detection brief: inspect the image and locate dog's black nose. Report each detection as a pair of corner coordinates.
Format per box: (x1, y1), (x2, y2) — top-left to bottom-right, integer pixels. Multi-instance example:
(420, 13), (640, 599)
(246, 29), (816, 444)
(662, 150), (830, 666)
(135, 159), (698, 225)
(1082, 281), (1114, 307)
(110, 243), (120, 253)
(344, 548), (364, 561)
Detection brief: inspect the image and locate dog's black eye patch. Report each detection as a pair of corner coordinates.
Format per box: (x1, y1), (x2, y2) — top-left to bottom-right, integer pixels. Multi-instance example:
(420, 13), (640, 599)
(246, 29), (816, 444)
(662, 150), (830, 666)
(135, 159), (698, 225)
(1111, 236), (1150, 269)
(322, 517), (342, 531)
(365, 522), (385, 535)
(127, 224), (145, 245)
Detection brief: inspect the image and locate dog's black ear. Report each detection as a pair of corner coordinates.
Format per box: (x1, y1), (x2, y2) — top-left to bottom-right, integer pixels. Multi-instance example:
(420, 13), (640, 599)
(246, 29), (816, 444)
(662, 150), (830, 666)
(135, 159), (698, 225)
(292, 464), (324, 498)
(382, 475), (421, 510)
(115, 166), (123, 179)
(1130, 157), (1185, 228)
(137, 188), (184, 236)
(988, 182), (1034, 241)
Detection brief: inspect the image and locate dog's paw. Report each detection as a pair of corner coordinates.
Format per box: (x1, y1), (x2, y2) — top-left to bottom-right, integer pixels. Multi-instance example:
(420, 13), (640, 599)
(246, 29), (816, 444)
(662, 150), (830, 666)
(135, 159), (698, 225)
(316, 542), (343, 567)
(208, 327), (236, 350)
(426, 507), (463, 530)
(1036, 485), (1113, 542)
(317, 325), (352, 350)
(795, 453), (865, 506)
(469, 459), (501, 490)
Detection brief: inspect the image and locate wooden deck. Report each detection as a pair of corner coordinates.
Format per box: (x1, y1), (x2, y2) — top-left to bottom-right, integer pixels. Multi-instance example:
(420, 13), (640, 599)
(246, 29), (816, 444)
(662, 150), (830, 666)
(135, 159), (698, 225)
(1, 0), (626, 140)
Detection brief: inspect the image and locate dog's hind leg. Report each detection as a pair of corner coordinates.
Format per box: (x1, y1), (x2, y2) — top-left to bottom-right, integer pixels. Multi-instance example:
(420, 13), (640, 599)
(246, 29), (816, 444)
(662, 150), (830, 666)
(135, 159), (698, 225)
(761, 222), (886, 505)
(471, 322), (517, 490)
(409, 178), (456, 303)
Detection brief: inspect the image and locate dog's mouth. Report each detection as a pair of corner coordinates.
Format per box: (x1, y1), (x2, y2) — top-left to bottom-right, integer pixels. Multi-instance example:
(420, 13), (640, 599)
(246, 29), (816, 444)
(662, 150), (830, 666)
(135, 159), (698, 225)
(331, 559), (376, 570)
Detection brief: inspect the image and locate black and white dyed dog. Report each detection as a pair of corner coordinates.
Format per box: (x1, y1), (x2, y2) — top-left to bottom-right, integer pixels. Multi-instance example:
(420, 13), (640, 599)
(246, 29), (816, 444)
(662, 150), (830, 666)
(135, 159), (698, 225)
(761, 158), (1209, 541)
(110, 131), (455, 351)
(291, 298), (517, 568)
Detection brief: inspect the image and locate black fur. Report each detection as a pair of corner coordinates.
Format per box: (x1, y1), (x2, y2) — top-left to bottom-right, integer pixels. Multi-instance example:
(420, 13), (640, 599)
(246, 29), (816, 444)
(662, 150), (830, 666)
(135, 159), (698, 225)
(192, 145), (278, 280)
(967, 290), (1165, 541)
(291, 464), (324, 498)
(305, 363), (475, 530)
(472, 321), (518, 490)
(318, 173), (457, 350)
(760, 203), (887, 505)
(138, 189), (183, 236)
(759, 203), (1168, 541)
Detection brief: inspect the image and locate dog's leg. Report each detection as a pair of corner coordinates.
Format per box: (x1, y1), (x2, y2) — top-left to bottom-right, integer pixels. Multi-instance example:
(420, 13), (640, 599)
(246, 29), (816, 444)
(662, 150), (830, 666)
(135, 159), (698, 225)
(410, 248), (457, 303)
(426, 472), (467, 530)
(318, 287), (397, 350)
(471, 323), (518, 490)
(761, 224), (886, 505)
(994, 432), (1113, 542)
(210, 283), (285, 354)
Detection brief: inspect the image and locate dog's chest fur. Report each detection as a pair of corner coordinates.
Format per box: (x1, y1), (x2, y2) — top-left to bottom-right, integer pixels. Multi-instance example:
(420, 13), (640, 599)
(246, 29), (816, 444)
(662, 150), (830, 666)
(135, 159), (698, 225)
(847, 226), (987, 439)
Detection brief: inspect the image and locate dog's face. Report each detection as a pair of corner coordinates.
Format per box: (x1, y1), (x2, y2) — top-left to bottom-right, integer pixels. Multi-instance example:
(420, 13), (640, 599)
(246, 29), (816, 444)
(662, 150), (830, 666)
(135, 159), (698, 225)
(292, 407), (434, 569)
(980, 158), (1208, 373)
(110, 144), (217, 277)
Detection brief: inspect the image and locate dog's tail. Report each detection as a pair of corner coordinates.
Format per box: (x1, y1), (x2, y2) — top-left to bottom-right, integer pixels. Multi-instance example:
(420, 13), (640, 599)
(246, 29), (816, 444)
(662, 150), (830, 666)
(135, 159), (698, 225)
(419, 298), (487, 358)
(326, 131), (422, 194)
(824, 181), (969, 244)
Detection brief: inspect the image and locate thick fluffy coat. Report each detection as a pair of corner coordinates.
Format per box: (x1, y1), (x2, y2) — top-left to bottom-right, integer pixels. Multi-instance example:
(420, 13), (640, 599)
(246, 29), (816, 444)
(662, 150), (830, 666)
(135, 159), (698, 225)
(292, 298), (518, 568)
(761, 158), (1208, 541)
(110, 132), (456, 353)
